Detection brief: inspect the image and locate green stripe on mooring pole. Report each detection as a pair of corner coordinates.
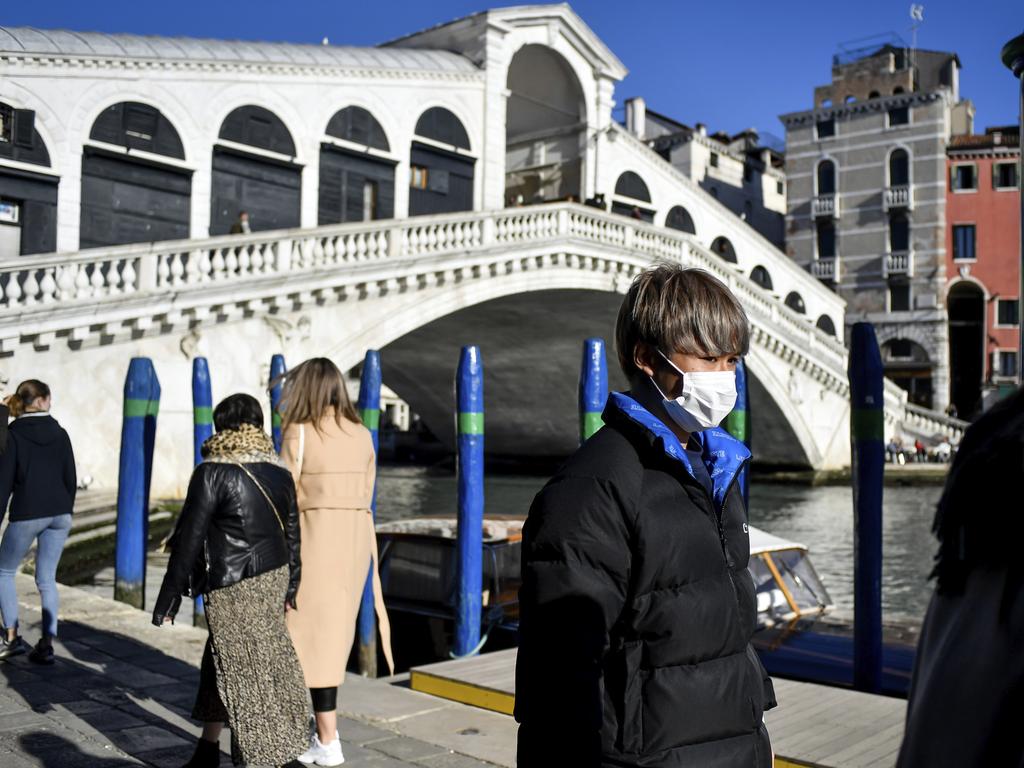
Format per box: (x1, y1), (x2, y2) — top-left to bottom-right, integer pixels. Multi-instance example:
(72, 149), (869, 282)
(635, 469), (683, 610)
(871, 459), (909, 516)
(454, 345), (484, 658)
(191, 357), (213, 626)
(115, 358), (161, 609)
(269, 354), (286, 452)
(356, 350), (382, 677)
(724, 359), (751, 511)
(849, 322), (884, 694)
(579, 338), (608, 443)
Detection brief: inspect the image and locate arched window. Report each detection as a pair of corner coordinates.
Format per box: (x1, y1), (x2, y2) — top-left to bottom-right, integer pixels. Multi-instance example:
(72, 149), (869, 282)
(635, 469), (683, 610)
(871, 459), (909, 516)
(816, 314), (837, 337)
(0, 102), (51, 168)
(868, 90), (881, 99)
(750, 265), (773, 291)
(785, 291), (806, 314)
(893, 86), (905, 95)
(710, 236), (737, 263)
(1, 101), (56, 255)
(219, 105), (296, 156)
(816, 159), (836, 195)
(665, 205), (696, 234)
(90, 101), (184, 159)
(414, 107), (471, 150)
(326, 106), (389, 151)
(889, 148), (910, 187)
(614, 171), (651, 202)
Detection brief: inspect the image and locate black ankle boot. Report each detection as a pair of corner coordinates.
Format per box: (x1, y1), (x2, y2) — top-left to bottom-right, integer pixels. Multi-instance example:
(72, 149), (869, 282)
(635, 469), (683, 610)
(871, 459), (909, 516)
(28, 636), (54, 665)
(182, 738), (220, 768)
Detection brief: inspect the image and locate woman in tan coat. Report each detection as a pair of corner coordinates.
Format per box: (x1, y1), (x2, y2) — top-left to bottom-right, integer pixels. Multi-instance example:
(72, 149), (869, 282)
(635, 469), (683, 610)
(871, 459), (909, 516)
(277, 358), (393, 767)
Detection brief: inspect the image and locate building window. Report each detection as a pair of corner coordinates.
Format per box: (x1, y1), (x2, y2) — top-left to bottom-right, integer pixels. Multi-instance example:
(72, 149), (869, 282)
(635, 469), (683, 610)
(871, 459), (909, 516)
(410, 165), (428, 189)
(951, 164), (977, 191)
(889, 212), (910, 252)
(816, 219), (836, 258)
(816, 159), (836, 195)
(743, 163), (752, 182)
(889, 149), (910, 186)
(889, 339), (913, 359)
(890, 283), (911, 312)
(776, 180), (784, 195)
(869, 90), (881, 99)
(952, 224), (976, 260)
(362, 180), (378, 221)
(887, 106), (910, 127)
(995, 350), (1019, 378)
(996, 298), (1020, 327)
(816, 118), (835, 139)
(710, 152), (719, 168)
(994, 162), (1018, 190)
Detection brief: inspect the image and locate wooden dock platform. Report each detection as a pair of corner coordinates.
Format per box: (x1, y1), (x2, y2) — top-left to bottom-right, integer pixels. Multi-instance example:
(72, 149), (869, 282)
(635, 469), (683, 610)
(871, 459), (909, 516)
(409, 648), (907, 767)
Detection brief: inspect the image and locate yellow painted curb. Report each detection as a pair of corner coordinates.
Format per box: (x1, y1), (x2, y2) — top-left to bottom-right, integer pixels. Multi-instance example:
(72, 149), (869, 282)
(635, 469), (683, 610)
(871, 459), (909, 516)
(410, 670), (515, 715)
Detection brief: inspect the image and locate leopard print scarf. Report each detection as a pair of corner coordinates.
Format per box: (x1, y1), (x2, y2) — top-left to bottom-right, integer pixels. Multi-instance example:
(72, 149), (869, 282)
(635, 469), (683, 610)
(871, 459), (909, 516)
(201, 423), (284, 467)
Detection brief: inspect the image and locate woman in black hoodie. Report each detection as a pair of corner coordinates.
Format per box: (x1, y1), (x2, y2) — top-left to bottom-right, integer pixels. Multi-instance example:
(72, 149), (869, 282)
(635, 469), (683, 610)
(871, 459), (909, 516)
(0, 380), (76, 664)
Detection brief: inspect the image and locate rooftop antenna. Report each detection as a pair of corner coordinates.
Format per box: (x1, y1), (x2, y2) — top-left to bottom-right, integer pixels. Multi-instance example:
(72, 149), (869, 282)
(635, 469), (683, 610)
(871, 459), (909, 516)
(909, 5), (924, 82)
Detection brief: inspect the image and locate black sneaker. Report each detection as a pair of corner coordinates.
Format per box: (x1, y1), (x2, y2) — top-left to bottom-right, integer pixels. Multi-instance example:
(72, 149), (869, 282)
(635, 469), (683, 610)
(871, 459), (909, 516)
(0, 634), (30, 660)
(28, 638), (55, 665)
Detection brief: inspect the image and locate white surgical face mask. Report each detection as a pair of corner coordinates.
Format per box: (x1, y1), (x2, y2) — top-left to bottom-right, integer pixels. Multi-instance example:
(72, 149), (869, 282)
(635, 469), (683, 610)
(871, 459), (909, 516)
(651, 350), (737, 433)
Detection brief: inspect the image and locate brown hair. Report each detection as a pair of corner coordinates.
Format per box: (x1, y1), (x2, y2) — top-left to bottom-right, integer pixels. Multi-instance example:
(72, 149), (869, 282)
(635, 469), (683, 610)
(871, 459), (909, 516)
(615, 264), (750, 381)
(4, 379), (51, 418)
(275, 358), (360, 433)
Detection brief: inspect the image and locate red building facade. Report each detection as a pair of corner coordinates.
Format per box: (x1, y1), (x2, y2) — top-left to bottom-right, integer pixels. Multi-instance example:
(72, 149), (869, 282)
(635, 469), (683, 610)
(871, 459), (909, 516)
(946, 126), (1020, 417)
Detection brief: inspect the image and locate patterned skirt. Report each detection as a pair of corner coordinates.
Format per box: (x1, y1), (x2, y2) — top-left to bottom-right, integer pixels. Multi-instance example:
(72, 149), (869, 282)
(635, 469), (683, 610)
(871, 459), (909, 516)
(191, 566), (310, 766)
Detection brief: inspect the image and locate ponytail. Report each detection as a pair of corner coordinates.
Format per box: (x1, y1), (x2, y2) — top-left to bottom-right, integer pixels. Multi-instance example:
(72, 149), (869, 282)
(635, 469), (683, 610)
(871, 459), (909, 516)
(5, 379), (50, 417)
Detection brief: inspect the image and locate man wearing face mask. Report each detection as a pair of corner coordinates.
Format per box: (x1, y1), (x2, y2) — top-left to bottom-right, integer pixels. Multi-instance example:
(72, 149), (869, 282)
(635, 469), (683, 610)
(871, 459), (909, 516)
(515, 264), (776, 767)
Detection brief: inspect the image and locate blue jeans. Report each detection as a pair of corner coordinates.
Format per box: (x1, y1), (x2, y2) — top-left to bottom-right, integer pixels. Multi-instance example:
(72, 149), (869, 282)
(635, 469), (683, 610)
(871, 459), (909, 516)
(0, 514), (72, 637)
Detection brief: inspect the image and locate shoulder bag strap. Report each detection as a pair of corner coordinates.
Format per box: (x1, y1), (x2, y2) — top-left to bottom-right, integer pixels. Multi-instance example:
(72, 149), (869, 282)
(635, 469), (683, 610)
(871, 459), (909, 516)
(297, 423), (305, 476)
(230, 461), (285, 532)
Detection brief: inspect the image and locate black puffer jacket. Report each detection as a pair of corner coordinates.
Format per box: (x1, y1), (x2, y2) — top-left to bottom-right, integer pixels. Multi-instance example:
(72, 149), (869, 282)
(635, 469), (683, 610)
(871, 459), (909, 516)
(152, 460), (301, 624)
(516, 393), (775, 767)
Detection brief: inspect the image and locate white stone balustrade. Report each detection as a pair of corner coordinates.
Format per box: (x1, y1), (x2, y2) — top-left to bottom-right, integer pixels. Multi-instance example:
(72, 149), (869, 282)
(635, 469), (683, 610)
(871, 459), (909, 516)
(811, 257), (838, 283)
(883, 250), (914, 278)
(811, 194), (839, 218)
(883, 185), (913, 211)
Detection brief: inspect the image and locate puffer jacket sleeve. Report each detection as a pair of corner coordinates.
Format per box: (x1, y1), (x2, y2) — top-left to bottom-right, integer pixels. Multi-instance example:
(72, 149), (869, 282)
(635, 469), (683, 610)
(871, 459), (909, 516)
(283, 475), (302, 609)
(515, 474), (634, 766)
(153, 464), (219, 625)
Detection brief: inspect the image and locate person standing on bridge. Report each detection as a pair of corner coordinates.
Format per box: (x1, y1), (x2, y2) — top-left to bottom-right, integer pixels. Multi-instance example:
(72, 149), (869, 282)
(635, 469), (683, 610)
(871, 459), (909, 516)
(0, 380), (75, 666)
(276, 358), (393, 767)
(516, 264), (776, 767)
(152, 394), (310, 768)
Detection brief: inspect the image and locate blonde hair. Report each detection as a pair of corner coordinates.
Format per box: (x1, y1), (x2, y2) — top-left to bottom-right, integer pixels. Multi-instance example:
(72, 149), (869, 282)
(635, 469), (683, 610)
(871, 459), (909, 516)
(4, 379), (50, 418)
(275, 358), (360, 433)
(615, 264), (750, 381)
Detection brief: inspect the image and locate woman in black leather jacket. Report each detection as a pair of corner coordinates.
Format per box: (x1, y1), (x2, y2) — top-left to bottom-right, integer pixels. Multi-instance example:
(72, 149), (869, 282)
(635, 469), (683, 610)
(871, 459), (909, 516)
(153, 394), (310, 768)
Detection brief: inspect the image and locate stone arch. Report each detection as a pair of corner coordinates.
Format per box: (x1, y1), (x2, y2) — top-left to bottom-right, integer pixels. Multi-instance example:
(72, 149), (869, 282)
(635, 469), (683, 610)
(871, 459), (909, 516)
(785, 291), (806, 314)
(816, 157), (837, 195)
(219, 105), (297, 157)
(89, 101), (185, 158)
(815, 314), (837, 337)
(710, 236), (737, 263)
(409, 106), (475, 215)
(320, 105), (396, 224)
(665, 205), (696, 234)
(612, 171), (653, 221)
(326, 106), (390, 152)
(414, 106), (471, 151)
(750, 265), (773, 291)
(887, 145), (911, 187)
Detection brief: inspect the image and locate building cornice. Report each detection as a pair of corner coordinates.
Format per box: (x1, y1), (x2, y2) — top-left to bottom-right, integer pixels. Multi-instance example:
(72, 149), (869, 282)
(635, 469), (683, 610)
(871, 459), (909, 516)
(0, 52), (486, 84)
(779, 91), (945, 128)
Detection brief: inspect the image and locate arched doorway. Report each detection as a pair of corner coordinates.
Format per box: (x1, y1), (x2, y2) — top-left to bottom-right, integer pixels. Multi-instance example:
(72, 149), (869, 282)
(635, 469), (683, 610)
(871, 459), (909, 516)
(750, 265), (773, 291)
(504, 45), (585, 205)
(710, 236), (737, 263)
(611, 171), (654, 221)
(785, 291), (806, 314)
(211, 105), (301, 235)
(409, 107), (474, 216)
(881, 338), (933, 408)
(665, 205), (696, 234)
(0, 101), (57, 255)
(319, 106), (395, 224)
(80, 101), (191, 248)
(948, 281), (985, 418)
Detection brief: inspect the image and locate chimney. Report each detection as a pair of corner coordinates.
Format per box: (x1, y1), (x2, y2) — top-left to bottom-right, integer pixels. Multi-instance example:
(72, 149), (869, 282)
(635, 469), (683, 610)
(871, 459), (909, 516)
(760, 148), (772, 166)
(696, 122), (707, 137)
(625, 97), (646, 138)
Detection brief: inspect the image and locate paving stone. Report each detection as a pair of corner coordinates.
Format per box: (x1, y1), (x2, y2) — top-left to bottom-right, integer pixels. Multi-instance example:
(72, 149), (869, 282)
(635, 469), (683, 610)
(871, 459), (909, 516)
(417, 752), (502, 768)
(371, 736), (448, 761)
(339, 715), (398, 746)
(0, 710), (50, 732)
(103, 724), (192, 754)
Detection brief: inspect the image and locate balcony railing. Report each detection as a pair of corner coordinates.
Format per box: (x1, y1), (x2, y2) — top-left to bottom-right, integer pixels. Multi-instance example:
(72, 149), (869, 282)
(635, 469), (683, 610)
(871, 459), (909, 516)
(883, 250), (914, 278)
(810, 256), (839, 283)
(883, 185), (913, 211)
(811, 194), (839, 218)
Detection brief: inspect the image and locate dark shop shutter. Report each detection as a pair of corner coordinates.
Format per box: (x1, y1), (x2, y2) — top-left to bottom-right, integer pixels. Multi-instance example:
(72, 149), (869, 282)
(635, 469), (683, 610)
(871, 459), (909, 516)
(209, 148), (301, 235)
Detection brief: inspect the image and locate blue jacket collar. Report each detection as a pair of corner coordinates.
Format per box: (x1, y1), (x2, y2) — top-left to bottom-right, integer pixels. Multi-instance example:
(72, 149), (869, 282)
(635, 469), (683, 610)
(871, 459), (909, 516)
(607, 392), (750, 510)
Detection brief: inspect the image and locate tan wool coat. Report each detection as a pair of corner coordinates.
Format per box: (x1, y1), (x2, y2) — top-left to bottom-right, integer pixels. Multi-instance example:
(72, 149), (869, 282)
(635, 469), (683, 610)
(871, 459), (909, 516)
(281, 411), (393, 687)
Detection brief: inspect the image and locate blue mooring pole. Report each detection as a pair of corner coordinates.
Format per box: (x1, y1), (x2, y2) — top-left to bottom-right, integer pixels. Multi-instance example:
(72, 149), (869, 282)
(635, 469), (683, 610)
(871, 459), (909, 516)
(454, 346), (484, 657)
(269, 354), (286, 452)
(356, 350), (382, 676)
(724, 359), (751, 511)
(114, 358), (161, 609)
(191, 357), (213, 626)
(579, 338), (608, 443)
(849, 322), (884, 693)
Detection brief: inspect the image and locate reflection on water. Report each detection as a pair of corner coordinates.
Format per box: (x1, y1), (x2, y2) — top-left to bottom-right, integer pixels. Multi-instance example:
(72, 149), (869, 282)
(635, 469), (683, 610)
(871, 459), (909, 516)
(376, 466), (941, 626)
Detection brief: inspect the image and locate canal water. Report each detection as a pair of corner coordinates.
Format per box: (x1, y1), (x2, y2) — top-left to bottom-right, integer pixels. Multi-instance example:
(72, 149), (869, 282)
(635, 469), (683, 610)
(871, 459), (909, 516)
(376, 466), (942, 626)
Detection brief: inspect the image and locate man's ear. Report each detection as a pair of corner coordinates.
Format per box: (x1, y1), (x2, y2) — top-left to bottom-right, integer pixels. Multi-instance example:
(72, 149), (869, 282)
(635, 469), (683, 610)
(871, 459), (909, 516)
(633, 342), (657, 378)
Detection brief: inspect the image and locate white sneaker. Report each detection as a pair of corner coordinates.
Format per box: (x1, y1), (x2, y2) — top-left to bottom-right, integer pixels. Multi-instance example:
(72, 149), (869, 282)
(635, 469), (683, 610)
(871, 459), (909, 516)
(297, 731), (345, 766)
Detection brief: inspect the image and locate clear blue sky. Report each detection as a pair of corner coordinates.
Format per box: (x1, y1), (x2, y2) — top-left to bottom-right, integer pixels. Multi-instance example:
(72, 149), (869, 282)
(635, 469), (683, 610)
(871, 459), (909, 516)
(5, 0), (1022, 140)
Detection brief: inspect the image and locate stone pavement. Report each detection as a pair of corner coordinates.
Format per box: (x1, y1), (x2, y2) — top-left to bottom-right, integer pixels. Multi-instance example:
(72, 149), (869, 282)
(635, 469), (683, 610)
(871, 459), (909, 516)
(1, 574), (516, 767)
